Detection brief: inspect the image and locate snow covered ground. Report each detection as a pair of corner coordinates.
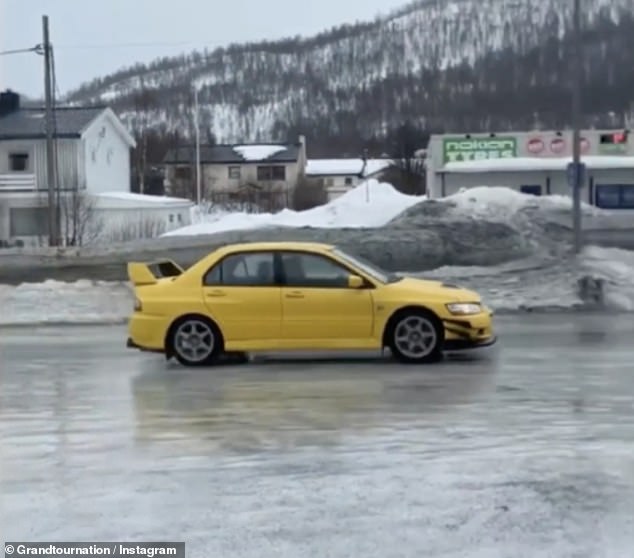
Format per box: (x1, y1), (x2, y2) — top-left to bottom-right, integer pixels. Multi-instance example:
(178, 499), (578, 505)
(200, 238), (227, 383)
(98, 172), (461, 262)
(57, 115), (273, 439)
(167, 180), (425, 236)
(1, 183), (634, 325)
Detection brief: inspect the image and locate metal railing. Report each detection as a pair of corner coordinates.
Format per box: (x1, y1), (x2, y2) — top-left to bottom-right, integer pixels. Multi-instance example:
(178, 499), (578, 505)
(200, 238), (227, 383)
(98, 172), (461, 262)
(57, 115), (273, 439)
(0, 174), (37, 190)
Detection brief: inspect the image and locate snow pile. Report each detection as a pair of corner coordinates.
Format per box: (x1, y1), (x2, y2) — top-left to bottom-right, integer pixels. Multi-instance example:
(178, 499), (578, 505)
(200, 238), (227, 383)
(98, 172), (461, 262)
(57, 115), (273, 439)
(163, 180), (425, 237)
(440, 186), (602, 221)
(233, 145), (287, 161)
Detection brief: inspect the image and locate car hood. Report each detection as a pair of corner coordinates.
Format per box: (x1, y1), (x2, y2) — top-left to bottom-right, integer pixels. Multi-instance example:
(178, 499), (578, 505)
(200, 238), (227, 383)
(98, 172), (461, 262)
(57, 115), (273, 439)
(387, 276), (482, 302)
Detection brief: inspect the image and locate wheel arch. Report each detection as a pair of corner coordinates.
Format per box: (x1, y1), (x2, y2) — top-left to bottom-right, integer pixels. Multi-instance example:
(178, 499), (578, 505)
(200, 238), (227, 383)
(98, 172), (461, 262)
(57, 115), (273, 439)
(381, 304), (443, 347)
(164, 313), (225, 359)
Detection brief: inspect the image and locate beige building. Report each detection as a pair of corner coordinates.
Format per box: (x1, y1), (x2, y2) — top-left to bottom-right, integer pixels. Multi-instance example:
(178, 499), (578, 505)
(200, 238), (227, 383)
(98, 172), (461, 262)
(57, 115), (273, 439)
(164, 137), (307, 210)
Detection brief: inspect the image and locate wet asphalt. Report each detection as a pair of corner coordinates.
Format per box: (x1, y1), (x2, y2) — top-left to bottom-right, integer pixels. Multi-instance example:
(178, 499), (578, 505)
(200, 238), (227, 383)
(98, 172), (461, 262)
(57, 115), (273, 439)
(1, 314), (634, 557)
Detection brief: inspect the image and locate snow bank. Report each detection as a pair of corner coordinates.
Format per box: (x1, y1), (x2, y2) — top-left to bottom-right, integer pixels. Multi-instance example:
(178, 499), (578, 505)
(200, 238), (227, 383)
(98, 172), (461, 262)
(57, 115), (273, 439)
(2, 247), (633, 326)
(163, 180), (425, 237)
(441, 186), (601, 221)
(579, 246), (634, 311)
(0, 280), (133, 326)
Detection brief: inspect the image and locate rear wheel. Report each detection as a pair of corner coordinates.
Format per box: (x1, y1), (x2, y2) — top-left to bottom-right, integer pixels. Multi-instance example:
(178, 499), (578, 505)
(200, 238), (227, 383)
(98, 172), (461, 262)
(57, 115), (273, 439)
(387, 309), (444, 364)
(168, 316), (222, 366)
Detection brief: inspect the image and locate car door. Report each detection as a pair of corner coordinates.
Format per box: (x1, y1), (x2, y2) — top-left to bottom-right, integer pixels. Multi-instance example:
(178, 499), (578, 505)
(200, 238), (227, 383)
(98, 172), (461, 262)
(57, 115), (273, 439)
(278, 251), (374, 341)
(202, 250), (282, 341)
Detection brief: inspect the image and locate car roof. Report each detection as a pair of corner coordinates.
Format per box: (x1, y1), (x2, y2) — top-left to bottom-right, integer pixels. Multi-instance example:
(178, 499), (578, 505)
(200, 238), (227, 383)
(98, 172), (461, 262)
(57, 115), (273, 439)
(214, 241), (334, 255)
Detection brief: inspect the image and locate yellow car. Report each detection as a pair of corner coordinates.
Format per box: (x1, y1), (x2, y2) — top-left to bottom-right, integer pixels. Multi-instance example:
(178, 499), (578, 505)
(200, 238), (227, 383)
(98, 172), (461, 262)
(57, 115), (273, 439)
(126, 241), (496, 366)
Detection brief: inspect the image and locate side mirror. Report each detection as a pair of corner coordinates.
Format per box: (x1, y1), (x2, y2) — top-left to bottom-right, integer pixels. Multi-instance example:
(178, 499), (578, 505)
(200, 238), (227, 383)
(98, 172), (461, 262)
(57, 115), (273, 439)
(347, 274), (364, 289)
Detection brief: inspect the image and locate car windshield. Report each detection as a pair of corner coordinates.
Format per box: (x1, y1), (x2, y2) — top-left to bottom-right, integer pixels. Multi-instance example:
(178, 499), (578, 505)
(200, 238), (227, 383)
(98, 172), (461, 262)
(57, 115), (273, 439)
(331, 247), (401, 284)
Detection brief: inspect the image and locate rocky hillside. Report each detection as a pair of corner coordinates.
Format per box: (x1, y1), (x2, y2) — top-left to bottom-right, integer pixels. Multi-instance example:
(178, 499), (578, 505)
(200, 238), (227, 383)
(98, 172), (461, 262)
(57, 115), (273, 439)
(66, 0), (634, 155)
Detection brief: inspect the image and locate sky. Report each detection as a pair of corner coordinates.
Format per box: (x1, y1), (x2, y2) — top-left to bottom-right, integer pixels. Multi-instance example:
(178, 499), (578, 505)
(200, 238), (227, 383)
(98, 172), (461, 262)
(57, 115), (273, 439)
(1, 0), (409, 99)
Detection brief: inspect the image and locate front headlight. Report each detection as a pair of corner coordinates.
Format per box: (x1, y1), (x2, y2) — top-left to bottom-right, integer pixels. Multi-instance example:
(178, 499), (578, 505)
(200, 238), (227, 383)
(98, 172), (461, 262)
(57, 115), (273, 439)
(446, 302), (481, 315)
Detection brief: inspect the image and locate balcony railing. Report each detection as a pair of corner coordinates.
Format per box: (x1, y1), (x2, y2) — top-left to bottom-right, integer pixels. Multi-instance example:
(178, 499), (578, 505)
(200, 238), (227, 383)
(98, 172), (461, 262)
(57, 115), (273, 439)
(0, 174), (36, 191)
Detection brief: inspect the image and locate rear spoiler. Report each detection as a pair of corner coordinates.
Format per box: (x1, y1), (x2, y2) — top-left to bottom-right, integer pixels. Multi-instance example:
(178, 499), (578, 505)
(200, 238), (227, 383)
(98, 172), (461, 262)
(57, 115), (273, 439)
(127, 259), (184, 286)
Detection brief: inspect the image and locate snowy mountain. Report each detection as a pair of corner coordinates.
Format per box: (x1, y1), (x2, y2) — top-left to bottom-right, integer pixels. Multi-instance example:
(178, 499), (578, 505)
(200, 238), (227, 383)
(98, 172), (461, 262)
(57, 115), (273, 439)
(66, 0), (634, 152)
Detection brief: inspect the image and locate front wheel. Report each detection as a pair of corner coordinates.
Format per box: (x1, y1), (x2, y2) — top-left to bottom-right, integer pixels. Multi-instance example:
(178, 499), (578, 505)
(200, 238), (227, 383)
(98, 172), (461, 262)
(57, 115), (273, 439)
(387, 310), (444, 364)
(169, 316), (222, 366)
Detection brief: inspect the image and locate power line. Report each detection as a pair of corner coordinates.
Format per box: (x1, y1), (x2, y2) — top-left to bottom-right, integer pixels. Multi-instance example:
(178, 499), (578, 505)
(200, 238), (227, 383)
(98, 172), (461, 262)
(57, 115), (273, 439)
(53, 39), (225, 50)
(0, 45), (44, 56)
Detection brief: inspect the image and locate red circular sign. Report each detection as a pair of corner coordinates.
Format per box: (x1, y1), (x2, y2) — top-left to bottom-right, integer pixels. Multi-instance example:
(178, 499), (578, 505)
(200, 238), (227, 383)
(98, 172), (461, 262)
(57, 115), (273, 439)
(580, 137), (590, 153)
(550, 138), (566, 153)
(527, 138), (544, 154)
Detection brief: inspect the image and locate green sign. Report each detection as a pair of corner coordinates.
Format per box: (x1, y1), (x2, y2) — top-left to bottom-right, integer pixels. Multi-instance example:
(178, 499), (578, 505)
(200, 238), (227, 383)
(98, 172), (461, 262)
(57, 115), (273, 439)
(443, 137), (517, 163)
(599, 143), (627, 155)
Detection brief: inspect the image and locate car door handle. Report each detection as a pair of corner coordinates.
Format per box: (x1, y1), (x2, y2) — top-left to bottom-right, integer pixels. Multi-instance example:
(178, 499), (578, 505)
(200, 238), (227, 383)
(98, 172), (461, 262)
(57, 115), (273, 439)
(285, 291), (304, 299)
(206, 290), (226, 297)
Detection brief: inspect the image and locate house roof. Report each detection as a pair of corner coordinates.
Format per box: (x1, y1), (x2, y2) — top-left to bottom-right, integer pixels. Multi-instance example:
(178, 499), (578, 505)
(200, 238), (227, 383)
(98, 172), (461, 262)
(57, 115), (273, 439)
(0, 106), (107, 140)
(164, 143), (302, 165)
(441, 156), (634, 173)
(306, 158), (394, 177)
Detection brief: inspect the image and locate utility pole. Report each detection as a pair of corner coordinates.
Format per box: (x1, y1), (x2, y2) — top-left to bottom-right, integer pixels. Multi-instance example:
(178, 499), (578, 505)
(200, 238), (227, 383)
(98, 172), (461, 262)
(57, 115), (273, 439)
(571, 0), (582, 254)
(43, 15), (58, 246)
(194, 88), (201, 205)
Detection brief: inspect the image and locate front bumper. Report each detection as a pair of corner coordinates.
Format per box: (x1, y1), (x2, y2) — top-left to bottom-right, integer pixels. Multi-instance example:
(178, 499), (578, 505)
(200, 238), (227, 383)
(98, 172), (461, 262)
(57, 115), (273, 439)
(442, 313), (496, 351)
(443, 335), (497, 351)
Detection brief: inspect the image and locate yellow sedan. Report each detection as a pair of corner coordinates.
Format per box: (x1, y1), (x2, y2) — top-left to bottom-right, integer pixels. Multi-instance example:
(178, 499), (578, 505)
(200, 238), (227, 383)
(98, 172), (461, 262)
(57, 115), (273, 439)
(126, 241), (496, 366)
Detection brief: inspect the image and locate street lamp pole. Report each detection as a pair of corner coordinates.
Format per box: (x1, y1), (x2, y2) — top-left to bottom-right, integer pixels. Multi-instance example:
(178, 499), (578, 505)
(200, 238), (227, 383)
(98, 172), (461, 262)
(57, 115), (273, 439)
(43, 15), (59, 247)
(193, 87), (201, 206)
(571, 0), (582, 254)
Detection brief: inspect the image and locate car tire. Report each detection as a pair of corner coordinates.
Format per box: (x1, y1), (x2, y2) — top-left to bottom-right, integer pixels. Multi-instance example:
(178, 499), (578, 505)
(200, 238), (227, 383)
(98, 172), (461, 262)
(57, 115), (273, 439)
(167, 315), (223, 367)
(386, 309), (444, 364)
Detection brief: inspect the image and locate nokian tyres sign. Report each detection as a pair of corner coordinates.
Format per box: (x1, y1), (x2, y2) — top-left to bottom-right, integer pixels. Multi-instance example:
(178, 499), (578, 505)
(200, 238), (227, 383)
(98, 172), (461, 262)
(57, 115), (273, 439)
(443, 137), (517, 163)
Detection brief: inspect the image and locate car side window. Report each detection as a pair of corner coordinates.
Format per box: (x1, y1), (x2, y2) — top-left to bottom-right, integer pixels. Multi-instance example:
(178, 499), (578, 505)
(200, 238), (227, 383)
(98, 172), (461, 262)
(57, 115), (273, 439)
(281, 252), (351, 288)
(203, 252), (276, 286)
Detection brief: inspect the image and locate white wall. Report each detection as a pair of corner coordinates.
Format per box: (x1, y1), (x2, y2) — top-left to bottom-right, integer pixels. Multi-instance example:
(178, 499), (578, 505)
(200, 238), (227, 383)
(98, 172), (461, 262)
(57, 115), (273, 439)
(0, 192), (191, 246)
(83, 112), (131, 193)
(95, 206), (191, 242)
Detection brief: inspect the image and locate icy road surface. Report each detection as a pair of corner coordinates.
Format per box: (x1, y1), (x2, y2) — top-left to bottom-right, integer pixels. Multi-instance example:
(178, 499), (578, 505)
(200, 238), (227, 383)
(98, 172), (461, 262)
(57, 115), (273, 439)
(2, 314), (634, 557)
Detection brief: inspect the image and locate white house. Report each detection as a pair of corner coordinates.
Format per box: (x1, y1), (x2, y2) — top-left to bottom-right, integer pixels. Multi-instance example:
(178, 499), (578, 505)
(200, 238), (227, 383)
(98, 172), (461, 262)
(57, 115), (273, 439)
(0, 89), (192, 246)
(305, 158), (394, 200)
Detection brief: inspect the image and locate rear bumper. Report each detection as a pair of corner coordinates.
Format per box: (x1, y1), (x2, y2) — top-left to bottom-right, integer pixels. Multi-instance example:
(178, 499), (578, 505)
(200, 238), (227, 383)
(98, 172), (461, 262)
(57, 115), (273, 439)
(443, 335), (497, 351)
(127, 337), (164, 354)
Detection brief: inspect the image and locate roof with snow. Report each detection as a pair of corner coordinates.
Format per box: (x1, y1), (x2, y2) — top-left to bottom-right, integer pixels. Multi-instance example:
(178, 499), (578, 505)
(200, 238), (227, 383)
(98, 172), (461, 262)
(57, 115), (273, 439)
(442, 156), (634, 173)
(0, 106), (108, 140)
(306, 158), (394, 177)
(164, 142), (302, 165)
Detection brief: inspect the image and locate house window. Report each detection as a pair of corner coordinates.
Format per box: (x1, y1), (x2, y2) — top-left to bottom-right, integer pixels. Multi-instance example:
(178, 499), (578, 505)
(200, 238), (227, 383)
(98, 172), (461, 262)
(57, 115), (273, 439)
(520, 185), (542, 196)
(228, 166), (241, 179)
(9, 153), (29, 172)
(169, 214), (174, 223)
(595, 184), (634, 209)
(9, 207), (49, 237)
(344, 177), (353, 186)
(256, 165), (286, 181)
(175, 166), (191, 180)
